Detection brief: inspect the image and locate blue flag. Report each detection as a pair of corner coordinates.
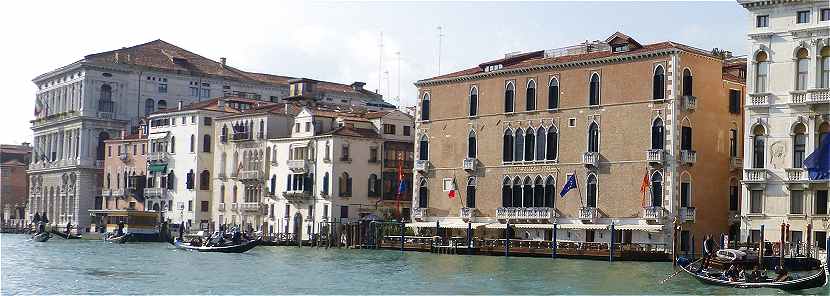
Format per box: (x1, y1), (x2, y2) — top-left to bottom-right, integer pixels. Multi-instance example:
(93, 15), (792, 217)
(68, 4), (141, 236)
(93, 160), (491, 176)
(559, 174), (577, 197)
(804, 135), (830, 180)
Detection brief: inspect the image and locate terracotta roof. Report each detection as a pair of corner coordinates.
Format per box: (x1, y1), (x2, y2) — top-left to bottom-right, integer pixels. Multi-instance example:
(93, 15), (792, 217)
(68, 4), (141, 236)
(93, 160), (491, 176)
(149, 96), (276, 116)
(83, 40), (381, 98)
(421, 34), (725, 82)
(722, 73), (745, 84)
(320, 126), (380, 138)
(364, 110), (391, 119)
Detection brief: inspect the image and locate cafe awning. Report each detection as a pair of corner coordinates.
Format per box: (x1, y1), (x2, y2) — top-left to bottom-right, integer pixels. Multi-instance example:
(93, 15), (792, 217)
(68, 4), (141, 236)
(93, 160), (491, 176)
(486, 223), (556, 229)
(148, 163), (167, 173)
(614, 224), (664, 232)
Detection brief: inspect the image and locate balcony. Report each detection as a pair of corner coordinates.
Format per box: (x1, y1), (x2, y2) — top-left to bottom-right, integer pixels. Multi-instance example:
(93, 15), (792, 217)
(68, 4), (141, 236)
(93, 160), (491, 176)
(463, 158), (477, 172)
(237, 170), (262, 181)
(747, 93), (770, 108)
(240, 202), (260, 212)
(582, 152), (599, 167)
(578, 207), (599, 223)
(415, 160), (429, 173)
(642, 206), (666, 223)
(790, 91), (807, 104)
(101, 189), (111, 196)
(143, 187), (167, 198)
(682, 95), (697, 111)
(148, 152), (168, 163)
(412, 207), (427, 221)
(118, 154), (130, 162)
(283, 190), (313, 203)
(231, 203), (238, 211)
(230, 132), (252, 142)
(680, 207), (696, 222)
(287, 160), (310, 173)
(495, 207), (554, 220)
(743, 168), (767, 183)
(806, 88), (829, 104)
(95, 160), (105, 168)
(680, 150), (696, 165)
(460, 207), (476, 221)
(111, 188), (125, 197)
(646, 149), (664, 165)
(784, 168), (809, 188)
(218, 203), (226, 212)
(730, 157), (743, 171)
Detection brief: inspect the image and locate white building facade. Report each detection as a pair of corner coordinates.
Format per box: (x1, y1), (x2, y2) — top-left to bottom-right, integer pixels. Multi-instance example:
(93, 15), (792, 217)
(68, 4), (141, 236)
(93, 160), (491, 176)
(739, 0), (830, 253)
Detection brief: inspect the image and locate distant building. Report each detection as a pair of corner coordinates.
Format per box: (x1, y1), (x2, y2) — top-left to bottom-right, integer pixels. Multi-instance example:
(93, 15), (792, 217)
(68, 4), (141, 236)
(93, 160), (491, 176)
(1, 144), (32, 223)
(28, 40), (395, 232)
(413, 32), (745, 253)
(738, 0), (830, 251)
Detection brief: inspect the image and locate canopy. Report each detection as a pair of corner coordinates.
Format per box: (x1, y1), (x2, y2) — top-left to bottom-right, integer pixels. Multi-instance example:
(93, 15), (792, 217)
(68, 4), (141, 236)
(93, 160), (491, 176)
(404, 221), (489, 229)
(148, 163), (168, 173)
(614, 224), (664, 232)
(804, 134), (830, 180)
(148, 132), (169, 140)
(486, 223), (556, 229)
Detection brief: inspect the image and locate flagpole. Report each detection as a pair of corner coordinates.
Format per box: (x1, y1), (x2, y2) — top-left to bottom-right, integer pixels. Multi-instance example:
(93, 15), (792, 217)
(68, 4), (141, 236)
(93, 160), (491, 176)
(574, 170), (584, 208)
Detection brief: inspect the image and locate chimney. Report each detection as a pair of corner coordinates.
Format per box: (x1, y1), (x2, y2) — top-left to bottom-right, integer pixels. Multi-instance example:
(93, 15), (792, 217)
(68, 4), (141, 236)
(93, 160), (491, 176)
(21, 142), (30, 147)
(120, 130), (127, 139)
(220, 57), (227, 66)
(351, 82), (366, 91)
(177, 101), (183, 110)
(217, 99), (225, 108)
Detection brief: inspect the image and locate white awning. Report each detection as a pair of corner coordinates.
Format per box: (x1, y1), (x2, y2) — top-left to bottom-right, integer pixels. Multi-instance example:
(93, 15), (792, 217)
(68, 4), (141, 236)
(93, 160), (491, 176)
(440, 222), (491, 229)
(556, 224), (610, 230)
(405, 222), (439, 228)
(486, 223), (556, 229)
(615, 224), (664, 232)
(148, 132), (169, 140)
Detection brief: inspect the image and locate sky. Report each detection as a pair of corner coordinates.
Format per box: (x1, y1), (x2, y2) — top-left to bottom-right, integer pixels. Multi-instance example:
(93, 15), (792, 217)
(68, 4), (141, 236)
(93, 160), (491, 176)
(0, 0), (749, 145)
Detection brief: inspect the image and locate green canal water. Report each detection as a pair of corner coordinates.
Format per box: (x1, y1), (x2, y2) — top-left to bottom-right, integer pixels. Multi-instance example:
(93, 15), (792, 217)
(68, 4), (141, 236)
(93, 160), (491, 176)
(1, 234), (826, 295)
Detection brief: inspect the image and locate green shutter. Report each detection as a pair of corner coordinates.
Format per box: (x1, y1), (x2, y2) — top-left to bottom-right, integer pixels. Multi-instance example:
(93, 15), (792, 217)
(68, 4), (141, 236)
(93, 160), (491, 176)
(148, 164), (167, 173)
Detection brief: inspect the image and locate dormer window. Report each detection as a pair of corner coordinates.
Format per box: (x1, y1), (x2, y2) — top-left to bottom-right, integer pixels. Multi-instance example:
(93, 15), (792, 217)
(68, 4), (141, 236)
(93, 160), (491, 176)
(612, 44), (629, 53)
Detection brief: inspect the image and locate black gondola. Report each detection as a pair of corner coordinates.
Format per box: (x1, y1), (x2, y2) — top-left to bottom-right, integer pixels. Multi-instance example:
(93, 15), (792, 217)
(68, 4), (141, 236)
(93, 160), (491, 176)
(172, 238), (260, 253)
(678, 256), (827, 291)
(31, 232), (50, 242)
(50, 230), (82, 239)
(105, 233), (130, 244)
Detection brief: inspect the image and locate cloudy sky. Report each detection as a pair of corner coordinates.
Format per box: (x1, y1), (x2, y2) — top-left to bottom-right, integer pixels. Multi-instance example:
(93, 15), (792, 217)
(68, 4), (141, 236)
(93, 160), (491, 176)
(0, 0), (748, 145)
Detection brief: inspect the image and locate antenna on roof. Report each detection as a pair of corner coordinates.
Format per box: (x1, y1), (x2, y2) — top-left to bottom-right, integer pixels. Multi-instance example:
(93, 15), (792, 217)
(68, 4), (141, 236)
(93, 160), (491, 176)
(378, 32), (384, 96)
(437, 26), (444, 75)
(396, 51), (401, 105)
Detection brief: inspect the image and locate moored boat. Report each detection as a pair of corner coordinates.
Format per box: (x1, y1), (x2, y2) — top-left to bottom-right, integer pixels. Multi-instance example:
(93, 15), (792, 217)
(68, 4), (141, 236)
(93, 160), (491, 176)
(31, 232), (50, 242)
(50, 230), (82, 239)
(677, 254), (827, 291)
(172, 238), (260, 253)
(105, 233), (131, 244)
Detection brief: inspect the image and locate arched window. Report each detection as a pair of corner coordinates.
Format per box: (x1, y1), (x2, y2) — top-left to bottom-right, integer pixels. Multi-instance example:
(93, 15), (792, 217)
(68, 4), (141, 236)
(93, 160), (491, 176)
(96, 132), (110, 160)
(502, 177), (512, 207)
(503, 129), (514, 162)
(466, 177), (476, 208)
(544, 176), (555, 208)
(819, 122), (830, 147)
(232, 152), (239, 176)
(467, 130), (477, 158)
(504, 81), (515, 113)
(533, 176), (544, 207)
(652, 118), (664, 150)
(144, 99), (155, 115)
(680, 177), (692, 208)
(106, 173), (111, 189)
(522, 176), (533, 207)
(526, 80), (536, 111)
(189, 134), (195, 153)
(99, 84), (113, 112)
(535, 127), (546, 161)
(793, 123), (807, 168)
(220, 185), (226, 203)
(420, 93), (430, 121)
(202, 135), (211, 153)
(259, 120), (265, 139)
(221, 125), (228, 143)
(186, 169), (194, 190)
(167, 171), (175, 190)
(524, 127), (534, 162)
(546, 127), (558, 160)
(514, 128), (524, 161)
(512, 177), (522, 207)
(752, 125), (766, 168)
(755, 51), (769, 93)
(339, 172), (352, 197)
(170, 136), (176, 154)
(232, 185), (238, 203)
(586, 174), (598, 208)
(100, 84), (112, 101)
(322, 172), (330, 195)
(157, 100), (167, 111)
(548, 78), (559, 109)
(418, 135), (429, 161)
(651, 171), (663, 207)
(796, 48), (809, 91)
(469, 86), (478, 117)
(368, 174), (379, 197)
(199, 170), (210, 190)
(682, 68), (693, 97)
(588, 122), (599, 153)
(417, 178), (428, 208)
(220, 153), (227, 176)
(589, 73), (600, 106)
(653, 65), (665, 100)
(821, 46), (830, 88)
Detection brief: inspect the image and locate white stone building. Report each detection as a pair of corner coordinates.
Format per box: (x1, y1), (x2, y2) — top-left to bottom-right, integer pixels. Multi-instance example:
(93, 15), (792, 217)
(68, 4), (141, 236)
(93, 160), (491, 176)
(27, 40), (394, 232)
(739, 0), (830, 253)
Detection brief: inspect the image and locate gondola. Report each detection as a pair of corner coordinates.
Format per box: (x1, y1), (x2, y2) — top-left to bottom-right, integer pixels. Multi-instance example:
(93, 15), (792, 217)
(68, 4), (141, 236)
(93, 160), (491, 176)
(171, 238), (260, 253)
(105, 233), (130, 244)
(678, 255), (827, 291)
(50, 230), (82, 239)
(31, 232), (51, 242)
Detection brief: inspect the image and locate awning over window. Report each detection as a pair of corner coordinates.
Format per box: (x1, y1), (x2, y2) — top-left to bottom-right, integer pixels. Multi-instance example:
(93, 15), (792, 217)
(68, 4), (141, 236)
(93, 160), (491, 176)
(148, 132), (169, 140)
(486, 223), (557, 229)
(148, 164), (167, 173)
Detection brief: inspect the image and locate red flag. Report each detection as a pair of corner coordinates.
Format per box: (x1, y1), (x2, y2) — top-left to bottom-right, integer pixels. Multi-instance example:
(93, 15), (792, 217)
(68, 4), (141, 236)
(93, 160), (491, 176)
(448, 177), (457, 199)
(640, 171), (650, 207)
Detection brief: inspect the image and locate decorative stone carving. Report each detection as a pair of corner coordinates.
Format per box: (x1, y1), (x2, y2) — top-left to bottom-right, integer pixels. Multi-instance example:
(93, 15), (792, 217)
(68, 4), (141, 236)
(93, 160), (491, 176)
(769, 141), (786, 169)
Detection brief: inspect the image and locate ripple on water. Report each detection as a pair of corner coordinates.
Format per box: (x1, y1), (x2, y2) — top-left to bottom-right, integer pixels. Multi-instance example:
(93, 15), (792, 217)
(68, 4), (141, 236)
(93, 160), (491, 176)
(2, 234), (827, 295)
